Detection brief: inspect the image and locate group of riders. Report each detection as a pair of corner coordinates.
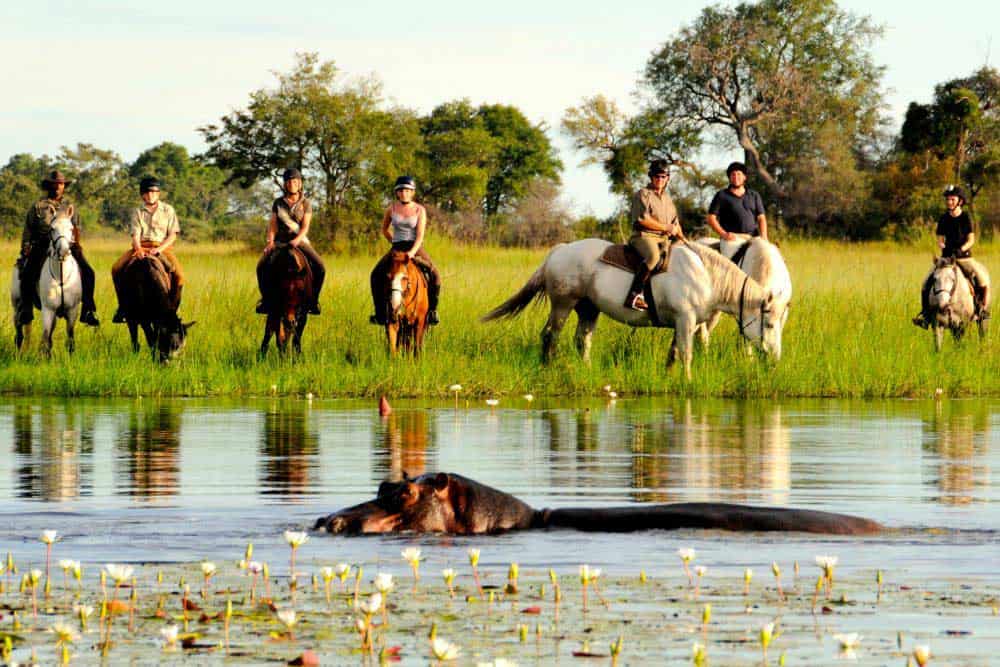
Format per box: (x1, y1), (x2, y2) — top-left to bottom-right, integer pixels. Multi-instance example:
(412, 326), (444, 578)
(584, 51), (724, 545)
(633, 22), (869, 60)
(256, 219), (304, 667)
(12, 161), (989, 333)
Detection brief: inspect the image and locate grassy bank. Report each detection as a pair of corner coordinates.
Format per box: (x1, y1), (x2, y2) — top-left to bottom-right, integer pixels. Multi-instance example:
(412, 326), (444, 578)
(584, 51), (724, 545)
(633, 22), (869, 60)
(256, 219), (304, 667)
(0, 238), (996, 398)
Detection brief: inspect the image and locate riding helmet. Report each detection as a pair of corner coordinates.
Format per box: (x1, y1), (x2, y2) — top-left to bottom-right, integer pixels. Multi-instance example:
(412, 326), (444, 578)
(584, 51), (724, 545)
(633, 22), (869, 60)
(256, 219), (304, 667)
(943, 184), (967, 203)
(394, 175), (416, 191)
(726, 161), (748, 176)
(139, 176), (161, 193)
(282, 167), (303, 182)
(647, 159), (670, 177)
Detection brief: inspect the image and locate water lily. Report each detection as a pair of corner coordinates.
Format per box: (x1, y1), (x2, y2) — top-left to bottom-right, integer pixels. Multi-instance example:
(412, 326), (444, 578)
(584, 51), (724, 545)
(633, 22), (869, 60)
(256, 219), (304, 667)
(772, 561), (785, 600)
(105, 564), (134, 586)
(744, 568), (753, 595)
(677, 547), (696, 586)
(284, 530), (308, 584)
(523, 393), (534, 402)
(442, 568), (457, 597)
(41, 529), (58, 545)
(760, 622), (775, 661)
(833, 632), (862, 657)
(374, 572), (394, 593)
(692, 642), (707, 666)
(468, 548), (483, 595)
(49, 621), (79, 646)
(694, 565), (707, 598)
(607, 391), (618, 399)
(74, 603), (93, 631)
(40, 530), (58, 590)
(506, 562), (519, 594)
(449, 384), (462, 408)
(335, 562), (351, 588)
(485, 398), (499, 408)
(276, 608), (297, 637)
(161, 624), (179, 649)
(579, 565), (601, 612)
(816, 555), (838, 595)
(602, 384), (612, 393)
(200, 561), (216, 599)
(432, 637), (461, 661)
(360, 591), (382, 616)
(402, 547), (422, 583)
(912, 645), (930, 666)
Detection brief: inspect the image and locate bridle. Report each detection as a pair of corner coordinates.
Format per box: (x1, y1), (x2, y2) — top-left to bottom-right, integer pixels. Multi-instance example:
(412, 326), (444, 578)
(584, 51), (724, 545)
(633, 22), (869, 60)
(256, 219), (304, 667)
(737, 274), (768, 342)
(932, 263), (961, 320)
(47, 221), (77, 312)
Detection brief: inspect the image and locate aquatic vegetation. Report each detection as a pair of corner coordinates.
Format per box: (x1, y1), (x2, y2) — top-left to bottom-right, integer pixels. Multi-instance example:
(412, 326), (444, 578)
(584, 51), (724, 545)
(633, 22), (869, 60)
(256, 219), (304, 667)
(401, 547), (421, 584)
(913, 644), (931, 666)
(677, 547), (696, 587)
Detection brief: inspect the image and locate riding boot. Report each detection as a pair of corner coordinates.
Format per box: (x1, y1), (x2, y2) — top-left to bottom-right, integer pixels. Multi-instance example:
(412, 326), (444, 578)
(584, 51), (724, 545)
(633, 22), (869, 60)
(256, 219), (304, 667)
(370, 262), (387, 325)
(170, 283), (183, 312)
(978, 285), (991, 321)
(72, 245), (99, 325)
(427, 281), (440, 325)
(912, 275), (933, 329)
(17, 251), (43, 325)
(624, 269), (652, 310)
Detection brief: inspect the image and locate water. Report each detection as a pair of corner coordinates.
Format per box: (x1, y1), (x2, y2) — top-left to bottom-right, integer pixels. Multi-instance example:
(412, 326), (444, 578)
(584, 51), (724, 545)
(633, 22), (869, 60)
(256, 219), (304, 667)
(1, 396), (997, 573)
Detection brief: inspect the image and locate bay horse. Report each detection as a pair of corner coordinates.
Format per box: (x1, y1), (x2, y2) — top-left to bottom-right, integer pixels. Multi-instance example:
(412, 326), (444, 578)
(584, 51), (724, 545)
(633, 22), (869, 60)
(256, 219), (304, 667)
(481, 238), (781, 379)
(696, 234), (792, 350)
(10, 210), (82, 356)
(384, 249), (429, 355)
(259, 244), (312, 357)
(119, 255), (193, 363)
(926, 256), (990, 351)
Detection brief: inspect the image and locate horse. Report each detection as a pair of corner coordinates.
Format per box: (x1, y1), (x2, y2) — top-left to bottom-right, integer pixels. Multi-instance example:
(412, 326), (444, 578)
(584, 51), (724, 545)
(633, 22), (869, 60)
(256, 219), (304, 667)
(695, 234), (792, 350)
(118, 255), (193, 363)
(259, 244), (312, 357)
(10, 209), (82, 356)
(481, 238), (781, 379)
(926, 256), (989, 351)
(383, 249), (429, 356)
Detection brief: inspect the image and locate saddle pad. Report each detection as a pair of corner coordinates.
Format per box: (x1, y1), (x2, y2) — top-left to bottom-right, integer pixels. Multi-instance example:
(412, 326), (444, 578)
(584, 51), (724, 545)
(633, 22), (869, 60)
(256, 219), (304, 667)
(598, 244), (669, 276)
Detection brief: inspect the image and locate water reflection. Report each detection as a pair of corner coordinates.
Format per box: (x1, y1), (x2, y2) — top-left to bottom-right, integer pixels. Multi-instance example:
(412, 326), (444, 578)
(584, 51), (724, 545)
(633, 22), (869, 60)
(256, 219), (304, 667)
(629, 400), (791, 504)
(13, 403), (95, 501)
(116, 404), (181, 500)
(259, 404), (319, 497)
(923, 402), (992, 504)
(373, 411), (435, 481)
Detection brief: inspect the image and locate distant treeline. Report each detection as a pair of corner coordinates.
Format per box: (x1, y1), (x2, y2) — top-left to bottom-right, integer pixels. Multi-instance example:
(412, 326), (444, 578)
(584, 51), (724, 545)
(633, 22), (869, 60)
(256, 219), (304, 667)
(2, 0), (998, 247)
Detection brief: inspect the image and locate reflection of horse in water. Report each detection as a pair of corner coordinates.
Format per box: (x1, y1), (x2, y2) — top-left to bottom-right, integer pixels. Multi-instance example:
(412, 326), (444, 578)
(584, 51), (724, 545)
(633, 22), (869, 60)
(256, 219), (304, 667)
(375, 411), (431, 481)
(119, 404), (181, 500)
(260, 406), (318, 496)
(10, 211), (82, 356)
(119, 255), (192, 362)
(13, 403), (94, 501)
(923, 402), (992, 505)
(259, 245), (312, 356)
(380, 249), (430, 356)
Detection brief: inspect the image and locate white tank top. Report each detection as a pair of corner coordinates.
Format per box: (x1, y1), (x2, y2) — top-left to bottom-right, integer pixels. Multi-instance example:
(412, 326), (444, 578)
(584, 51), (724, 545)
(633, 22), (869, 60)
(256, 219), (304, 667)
(390, 204), (420, 243)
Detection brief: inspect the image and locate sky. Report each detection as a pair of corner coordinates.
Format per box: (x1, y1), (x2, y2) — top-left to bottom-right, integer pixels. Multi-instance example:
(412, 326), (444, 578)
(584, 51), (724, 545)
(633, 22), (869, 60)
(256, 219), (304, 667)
(1, 1), (997, 218)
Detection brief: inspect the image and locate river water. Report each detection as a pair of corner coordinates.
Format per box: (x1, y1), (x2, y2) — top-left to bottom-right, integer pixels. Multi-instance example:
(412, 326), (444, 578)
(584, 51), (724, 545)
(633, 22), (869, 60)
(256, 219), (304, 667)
(0, 397), (998, 661)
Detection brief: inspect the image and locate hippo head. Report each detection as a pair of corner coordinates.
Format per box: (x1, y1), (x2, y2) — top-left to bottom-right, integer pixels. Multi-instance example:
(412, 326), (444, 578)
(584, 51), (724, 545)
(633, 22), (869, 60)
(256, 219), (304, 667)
(315, 472), (457, 535)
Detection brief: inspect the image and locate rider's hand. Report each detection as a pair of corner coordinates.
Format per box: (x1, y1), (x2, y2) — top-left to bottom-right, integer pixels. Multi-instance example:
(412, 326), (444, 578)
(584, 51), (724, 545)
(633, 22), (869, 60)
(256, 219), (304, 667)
(406, 250), (417, 259)
(723, 232), (736, 241)
(134, 247), (147, 259)
(264, 241), (275, 254)
(938, 240), (946, 249)
(289, 238), (301, 248)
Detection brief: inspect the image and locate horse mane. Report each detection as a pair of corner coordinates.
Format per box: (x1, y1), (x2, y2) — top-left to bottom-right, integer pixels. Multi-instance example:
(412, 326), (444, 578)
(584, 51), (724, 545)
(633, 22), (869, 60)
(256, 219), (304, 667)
(682, 241), (766, 305)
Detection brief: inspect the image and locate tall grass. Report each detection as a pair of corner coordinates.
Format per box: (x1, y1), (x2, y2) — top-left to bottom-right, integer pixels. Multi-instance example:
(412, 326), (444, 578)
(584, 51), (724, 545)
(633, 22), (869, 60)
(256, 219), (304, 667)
(0, 238), (996, 398)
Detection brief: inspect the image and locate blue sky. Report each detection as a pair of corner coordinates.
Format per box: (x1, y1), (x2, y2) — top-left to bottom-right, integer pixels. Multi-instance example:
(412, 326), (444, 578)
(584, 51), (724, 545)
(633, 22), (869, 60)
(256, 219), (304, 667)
(1, 1), (997, 217)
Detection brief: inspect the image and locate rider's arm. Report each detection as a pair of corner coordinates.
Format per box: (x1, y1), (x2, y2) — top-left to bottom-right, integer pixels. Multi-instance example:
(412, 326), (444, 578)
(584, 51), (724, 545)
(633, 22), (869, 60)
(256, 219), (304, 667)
(21, 207), (34, 253)
(291, 205), (311, 246)
(408, 207), (427, 257)
(937, 235), (946, 250)
(706, 213), (734, 241)
(757, 214), (768, 241)
(130, 209), (146, 256)
(381, 207), (393, 243)
(264, 213), (277, 252)
(157, 209), (179, 253)
(960, 232), (975, 254)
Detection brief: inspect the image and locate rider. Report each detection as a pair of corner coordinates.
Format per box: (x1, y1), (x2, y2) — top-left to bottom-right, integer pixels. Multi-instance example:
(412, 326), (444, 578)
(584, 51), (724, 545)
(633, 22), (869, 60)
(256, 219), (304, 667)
(17, 170), (100, 326)
(706, 161), (769, 241)
(369, 176), (441, 325)
(624, 160), (682, 311)
(256, 168), (325, 315)
(913, 184), (991, 328)
(111, 176), (184, 321)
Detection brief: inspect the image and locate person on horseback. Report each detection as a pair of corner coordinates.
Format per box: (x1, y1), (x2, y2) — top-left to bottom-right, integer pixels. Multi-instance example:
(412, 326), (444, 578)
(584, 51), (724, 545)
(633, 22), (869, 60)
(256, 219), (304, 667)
(369, 176), (441, 325)
(624, 160), (682, 311)
(256, 168), (325, 315)
(913, 184), (991, 328)
(706, 161), (769, 242)
(16, 170), (100, 326)
(111, 177), (185, 322)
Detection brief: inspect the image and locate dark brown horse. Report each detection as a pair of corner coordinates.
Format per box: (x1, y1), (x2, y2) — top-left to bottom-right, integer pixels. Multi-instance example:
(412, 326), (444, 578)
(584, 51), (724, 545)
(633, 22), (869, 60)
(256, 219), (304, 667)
(260, 245), (312, 356)
(118, 255), (193, 363)
(383, 249), (429, 355)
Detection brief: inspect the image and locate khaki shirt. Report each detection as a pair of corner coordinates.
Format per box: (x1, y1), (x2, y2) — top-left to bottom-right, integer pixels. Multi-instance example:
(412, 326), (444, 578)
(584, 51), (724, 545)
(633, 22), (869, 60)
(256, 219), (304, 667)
(130, 202), (180, 245)
(22, 197), (80, 246)
(631, 186), (678, 234)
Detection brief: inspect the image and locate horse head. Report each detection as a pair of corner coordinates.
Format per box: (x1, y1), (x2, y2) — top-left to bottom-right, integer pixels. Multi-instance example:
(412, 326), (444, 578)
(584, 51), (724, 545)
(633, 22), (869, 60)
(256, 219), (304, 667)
(386, 249), (413, 322)
(49, 207), (74, 260)
(931, 258), (961, 314)
(156, 314), (195, 363)
(741, 288), (784, 360)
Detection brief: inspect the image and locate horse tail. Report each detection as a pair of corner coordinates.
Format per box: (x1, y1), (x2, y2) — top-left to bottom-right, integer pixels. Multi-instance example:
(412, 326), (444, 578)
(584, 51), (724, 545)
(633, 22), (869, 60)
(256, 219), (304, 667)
(480, 251), (554, 322)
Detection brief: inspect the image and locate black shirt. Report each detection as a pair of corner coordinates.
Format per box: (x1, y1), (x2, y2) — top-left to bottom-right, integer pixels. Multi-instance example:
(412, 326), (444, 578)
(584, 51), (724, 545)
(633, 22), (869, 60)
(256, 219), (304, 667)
(936, 211), (973, 258)
(708, 188), (766, 235)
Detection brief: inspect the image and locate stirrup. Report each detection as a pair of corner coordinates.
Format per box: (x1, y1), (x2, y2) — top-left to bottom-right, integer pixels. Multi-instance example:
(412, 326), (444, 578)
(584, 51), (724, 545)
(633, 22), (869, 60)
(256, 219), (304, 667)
(912, 314), (929, 329)
(427, 310), (439, 325)
(629, 294), (648, 311)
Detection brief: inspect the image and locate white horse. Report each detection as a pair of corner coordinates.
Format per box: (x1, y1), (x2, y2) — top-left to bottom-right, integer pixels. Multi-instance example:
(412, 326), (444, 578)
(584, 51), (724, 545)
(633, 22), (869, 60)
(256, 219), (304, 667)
(695, 234), (792, 350)
(10, 208), (83, 355)
(482, 238), (781, 378)
(926, 256), (990, 351)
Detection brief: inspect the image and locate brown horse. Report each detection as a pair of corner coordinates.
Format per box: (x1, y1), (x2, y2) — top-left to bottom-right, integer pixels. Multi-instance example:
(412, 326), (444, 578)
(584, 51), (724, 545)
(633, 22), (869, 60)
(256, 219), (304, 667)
(259, 245), (312, 357)
(119, 255), (193, 363)
(384, 249), (429, 355)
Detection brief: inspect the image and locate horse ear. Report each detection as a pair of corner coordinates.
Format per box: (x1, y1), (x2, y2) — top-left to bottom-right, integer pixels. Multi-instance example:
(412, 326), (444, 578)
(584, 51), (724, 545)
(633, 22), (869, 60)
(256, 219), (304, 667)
(66, 204), (74, 219)
(765, 291), (774, 306)
(182, 321), (196, 331)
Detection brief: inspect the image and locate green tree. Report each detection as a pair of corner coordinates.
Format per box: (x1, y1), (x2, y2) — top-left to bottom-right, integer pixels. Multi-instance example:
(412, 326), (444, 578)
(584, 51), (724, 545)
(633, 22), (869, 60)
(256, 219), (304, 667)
(0, 154), (52, 238)
(56, 143), (132, 229)
(418, 99), (496, 212)
(641, 0), (884, 199)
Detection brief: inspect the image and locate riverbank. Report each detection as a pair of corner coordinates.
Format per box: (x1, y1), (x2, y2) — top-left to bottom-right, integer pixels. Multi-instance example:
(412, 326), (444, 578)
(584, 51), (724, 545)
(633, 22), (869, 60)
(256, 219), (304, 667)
(0, 239), (996, 398)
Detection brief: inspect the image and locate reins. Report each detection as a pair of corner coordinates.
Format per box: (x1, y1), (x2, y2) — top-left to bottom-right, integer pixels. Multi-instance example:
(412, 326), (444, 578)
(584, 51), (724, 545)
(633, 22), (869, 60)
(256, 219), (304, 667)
(737, 273), (766, 343)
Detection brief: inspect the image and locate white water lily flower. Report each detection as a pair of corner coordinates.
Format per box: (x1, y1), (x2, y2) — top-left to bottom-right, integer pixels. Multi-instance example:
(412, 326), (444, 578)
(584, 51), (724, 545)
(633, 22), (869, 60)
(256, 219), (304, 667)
(73, 603), (94, 619)
(602, 385), (612, 393)
(833, 633), (862, 650)
(695, 565), (708, 577)
(49, 622), (79, 645)
(246, 561), (263, 575)
(360, 591), (383, 615)
(401, 547), (421, 564)
(200, 561), (217, 577)
(449, 384), (462, 392)
(319, 566), (335, 581)
(40, 530), (59, 544)
(29, 568), (43, 584)
(432, 637), (461, 661)
(335, 563), (350, 577)
(276, 609), (297, 630)
(523, 394), (534, 402)
(104, 564), (134, 585)
(677, 547), (696, 563)
(442, 568), (456, 582)
(815, 555), (838, 574)
(760, 622), (775, 649)
(160, 624), (179, 646)
(485, 398), (499, 407)
(283, 531), (309, 548)
(579, 565), (601, 584)
(912, 645), (930, 666)
(374, 572), (394, 593)
(467, 548), (481, 567)
(607, 391), (618, 399)
(59, 559), (77, 571)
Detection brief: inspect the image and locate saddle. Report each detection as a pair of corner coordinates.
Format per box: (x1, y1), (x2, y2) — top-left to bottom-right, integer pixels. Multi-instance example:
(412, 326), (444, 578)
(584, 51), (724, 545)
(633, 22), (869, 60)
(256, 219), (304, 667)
(598, 243), (673, 276)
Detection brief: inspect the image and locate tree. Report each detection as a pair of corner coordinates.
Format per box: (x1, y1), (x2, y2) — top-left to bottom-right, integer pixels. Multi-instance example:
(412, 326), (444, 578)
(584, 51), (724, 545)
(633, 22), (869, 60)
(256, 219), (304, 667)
(0, 154), (52, 237)
(200, 52), (423, 240)
(642, 0), (884, 199)
(418, 99), (497, 212)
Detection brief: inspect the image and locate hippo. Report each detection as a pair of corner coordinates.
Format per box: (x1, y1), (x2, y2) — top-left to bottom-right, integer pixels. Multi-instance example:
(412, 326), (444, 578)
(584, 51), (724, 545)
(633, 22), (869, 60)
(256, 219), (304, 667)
(314, 472), (881, 536)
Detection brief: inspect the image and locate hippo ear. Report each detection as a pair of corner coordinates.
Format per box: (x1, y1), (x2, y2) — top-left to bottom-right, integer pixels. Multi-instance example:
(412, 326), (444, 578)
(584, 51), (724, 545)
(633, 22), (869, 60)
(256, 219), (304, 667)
(432, 473), (450, 491)
(402, 471), (410, 481)
(377, 481), (394, 497)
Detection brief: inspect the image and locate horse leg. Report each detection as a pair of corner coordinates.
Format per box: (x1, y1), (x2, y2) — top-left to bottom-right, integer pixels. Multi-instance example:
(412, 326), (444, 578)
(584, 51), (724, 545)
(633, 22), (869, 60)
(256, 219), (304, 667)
(40, 308), (56, 358)
(934, 325), (944, 352)
(414, 320), (426, 356)
(65, 310), (78, 355)
(541, 299), (574, 363)
(386, 323), (399, 356)
(128, 321), (141, 353)
(666, 332), (678, 368)
(293, 315), (306, 354)
(698, 312), (722, 348)
(674, 314), (697, 380)
(260, 316), (276, 358)
(573, 299), (599, 364)
(277, 319), (291, 354)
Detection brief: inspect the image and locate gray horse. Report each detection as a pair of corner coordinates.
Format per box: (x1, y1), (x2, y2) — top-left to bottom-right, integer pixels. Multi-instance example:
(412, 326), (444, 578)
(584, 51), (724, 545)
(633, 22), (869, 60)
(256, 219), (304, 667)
(927, 256), (990, 351)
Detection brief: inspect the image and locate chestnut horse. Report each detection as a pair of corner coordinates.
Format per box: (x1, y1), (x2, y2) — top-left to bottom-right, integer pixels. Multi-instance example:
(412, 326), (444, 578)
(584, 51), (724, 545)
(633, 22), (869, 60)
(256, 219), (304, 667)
(384, 249), (429, 355)
(259, 245), (312, 356)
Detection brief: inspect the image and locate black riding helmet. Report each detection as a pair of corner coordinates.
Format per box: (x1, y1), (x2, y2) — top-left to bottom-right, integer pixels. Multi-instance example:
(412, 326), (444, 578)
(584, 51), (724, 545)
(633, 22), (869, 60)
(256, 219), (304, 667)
(139, 176), (161, 193)
(282, 167), (303, 182)
(726, 161), (748, 176)
(394, 175), (416, 192)
(943, 184), (967, 204)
